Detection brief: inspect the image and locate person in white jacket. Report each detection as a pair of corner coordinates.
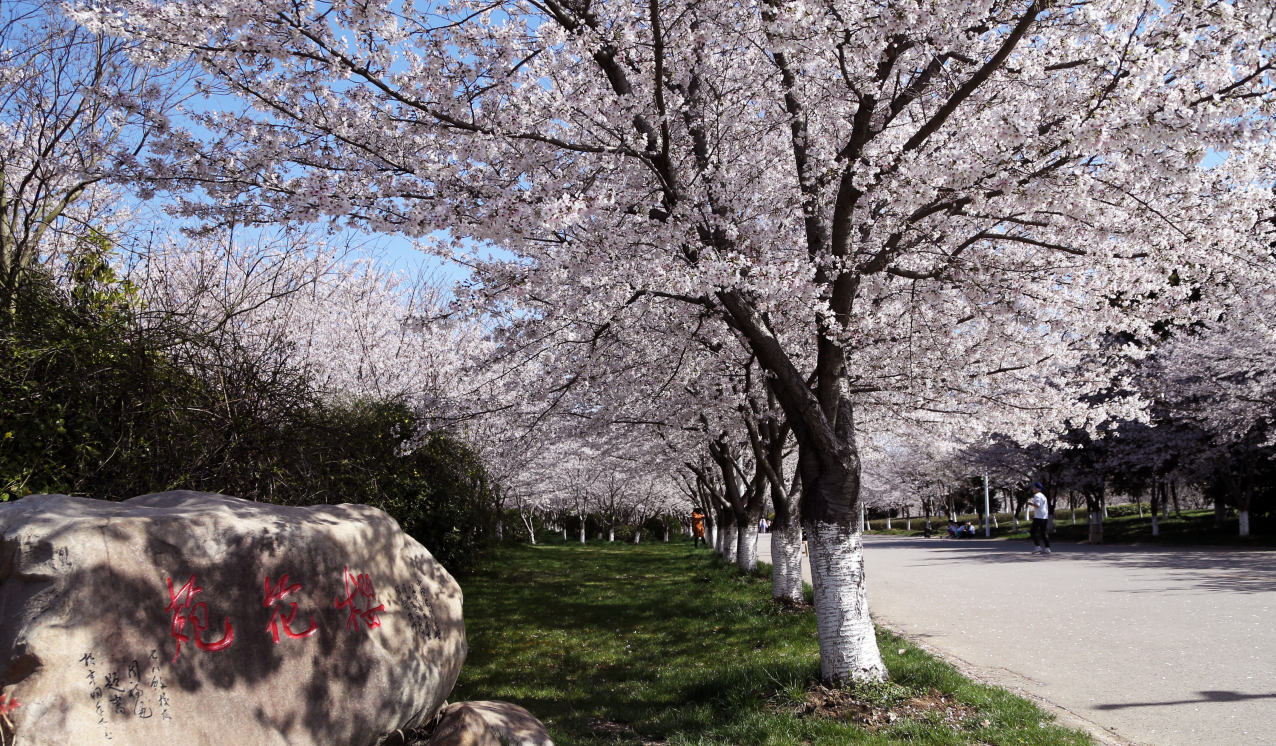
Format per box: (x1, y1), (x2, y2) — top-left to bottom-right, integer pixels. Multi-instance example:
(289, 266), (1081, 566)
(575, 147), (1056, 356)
(1027, 483), (1051, 555)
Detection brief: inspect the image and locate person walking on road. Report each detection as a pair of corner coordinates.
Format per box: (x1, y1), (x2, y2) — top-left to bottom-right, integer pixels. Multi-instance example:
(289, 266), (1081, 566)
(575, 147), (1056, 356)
(691, 509), (707, 548)
(1027, 483), (1051, 555)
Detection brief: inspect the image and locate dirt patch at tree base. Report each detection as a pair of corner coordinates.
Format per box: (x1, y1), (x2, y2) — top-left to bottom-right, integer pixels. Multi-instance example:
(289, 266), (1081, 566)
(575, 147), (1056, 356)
(789, 683), (975, 731)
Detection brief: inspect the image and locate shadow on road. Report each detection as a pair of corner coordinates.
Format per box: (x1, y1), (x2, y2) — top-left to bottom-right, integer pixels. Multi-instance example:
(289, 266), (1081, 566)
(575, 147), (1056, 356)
(863, 537), (1276, 594)
(1094, 691), (1276, 710)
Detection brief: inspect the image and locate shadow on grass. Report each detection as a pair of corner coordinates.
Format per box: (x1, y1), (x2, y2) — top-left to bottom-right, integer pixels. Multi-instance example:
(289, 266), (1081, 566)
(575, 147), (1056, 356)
(452, 541), (1092, 746)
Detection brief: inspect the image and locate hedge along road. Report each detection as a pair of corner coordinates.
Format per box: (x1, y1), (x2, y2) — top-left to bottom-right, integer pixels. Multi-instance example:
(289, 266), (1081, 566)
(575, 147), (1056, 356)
(756, 533), (1276, 746)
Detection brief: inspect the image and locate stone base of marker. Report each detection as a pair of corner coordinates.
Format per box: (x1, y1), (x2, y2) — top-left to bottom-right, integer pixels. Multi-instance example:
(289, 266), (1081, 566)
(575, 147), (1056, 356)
(423, 701), (554, 746)
(0, 491), (466, 746)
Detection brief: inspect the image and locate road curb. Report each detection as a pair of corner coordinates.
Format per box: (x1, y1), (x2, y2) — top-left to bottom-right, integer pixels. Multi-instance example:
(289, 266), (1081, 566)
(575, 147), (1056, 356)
(874, 619), (1139, 746)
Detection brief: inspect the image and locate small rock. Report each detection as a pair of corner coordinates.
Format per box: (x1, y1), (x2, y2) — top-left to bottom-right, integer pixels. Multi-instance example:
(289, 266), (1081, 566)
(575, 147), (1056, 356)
(446, 701), (554, 746)
(427, 703), (501, 746)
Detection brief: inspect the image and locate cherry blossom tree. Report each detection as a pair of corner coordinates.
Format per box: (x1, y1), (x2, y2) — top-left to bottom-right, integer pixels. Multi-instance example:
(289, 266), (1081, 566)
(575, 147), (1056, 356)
(1142, 320), (1276, 536)
(0, 0), (189, 318)
(78, 0), (1276, 682)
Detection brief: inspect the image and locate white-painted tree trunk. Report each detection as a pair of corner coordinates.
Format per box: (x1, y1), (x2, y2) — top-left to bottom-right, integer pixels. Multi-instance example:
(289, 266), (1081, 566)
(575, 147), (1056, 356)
(608, 527), (615, 542)
(722, 516), (738, 564)
(709, 522), (718, 552)
(1240, 510), (1250, 536)
(633, 528), (642, 544)
(992, 514), (998, 528)
(579, 518), (586, 544)
(807, 522), (887, 683)
(737, 522), (759, 573)
(772, 523), (805, 605)
(719, 512), (737, 560)
(885, 515), (891, 530)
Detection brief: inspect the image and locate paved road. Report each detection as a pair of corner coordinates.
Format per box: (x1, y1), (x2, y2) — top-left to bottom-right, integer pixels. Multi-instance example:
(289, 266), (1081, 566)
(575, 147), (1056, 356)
(757, 533), (1276, 746)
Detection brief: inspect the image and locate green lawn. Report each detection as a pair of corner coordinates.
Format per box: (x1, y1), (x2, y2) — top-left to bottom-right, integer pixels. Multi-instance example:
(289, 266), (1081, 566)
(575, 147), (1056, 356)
(449, 539), (1091, 746)
(865, 509), (1276, 547)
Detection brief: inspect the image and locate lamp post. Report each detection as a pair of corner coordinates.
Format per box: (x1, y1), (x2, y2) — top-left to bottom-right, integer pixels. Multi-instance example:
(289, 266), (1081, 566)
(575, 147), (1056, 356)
(984, 473), (991, 538)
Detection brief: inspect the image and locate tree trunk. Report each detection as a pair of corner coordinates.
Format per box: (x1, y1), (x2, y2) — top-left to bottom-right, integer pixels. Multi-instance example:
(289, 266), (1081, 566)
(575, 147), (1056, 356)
(608, 526), (615, 542)
(885, 514), (891, 530)
(720, 511), (737, 562)
(1215, 496), (1227, 525)
(496, 517), (504, 541)
(1046, 483), (1057, 534)
(772, 523), (805, 604)
(717, 292), (886, 683)
(520, 513), (537, 545)
(1236, 462), (1254, 537)
(1171, 480), (1182, 517)
(737, 521), (759, 573)
(1151, 482), (1161, 537)
(807, 522), (887, 683)
(1088, 485), (1104, 545)
(632, 528), (642, 544)
(579, 515), (586, 544)
(766, 454), (803, 603)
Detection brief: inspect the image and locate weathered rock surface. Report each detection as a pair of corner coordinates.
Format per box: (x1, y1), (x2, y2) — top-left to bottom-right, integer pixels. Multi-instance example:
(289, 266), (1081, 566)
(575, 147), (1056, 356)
(424, 703), (500, 746)
(427, 702), (553, 746)
(0, 491), (466, 746)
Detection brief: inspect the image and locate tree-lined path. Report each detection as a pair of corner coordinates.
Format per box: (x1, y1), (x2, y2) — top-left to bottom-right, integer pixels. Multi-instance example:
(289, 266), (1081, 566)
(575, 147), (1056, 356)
(758, 534), (1276, 746)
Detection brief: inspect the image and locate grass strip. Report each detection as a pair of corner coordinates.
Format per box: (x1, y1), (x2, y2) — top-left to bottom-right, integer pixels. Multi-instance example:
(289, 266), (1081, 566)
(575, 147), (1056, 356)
(451, 538), (1091, 746)
(866, 509), (1276, 548)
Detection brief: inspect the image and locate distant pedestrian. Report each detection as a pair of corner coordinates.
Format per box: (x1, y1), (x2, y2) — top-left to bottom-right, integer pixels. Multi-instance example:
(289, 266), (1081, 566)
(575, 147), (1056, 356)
(758, 517), (769, 533)
(1028, 483), (1051, 555)
(691, 509), (707, 548)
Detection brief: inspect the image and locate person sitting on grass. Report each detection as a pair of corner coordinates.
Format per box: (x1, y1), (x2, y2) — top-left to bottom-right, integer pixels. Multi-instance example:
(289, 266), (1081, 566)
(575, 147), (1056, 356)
(946, 521), (958, 538)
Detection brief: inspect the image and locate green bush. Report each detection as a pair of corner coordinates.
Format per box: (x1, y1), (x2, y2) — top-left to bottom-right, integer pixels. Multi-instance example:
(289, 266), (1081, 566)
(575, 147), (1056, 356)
(1106, 503), (1147, 517)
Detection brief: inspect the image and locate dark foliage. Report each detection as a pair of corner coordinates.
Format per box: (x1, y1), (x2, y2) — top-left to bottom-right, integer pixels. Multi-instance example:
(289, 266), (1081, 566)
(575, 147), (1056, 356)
(0, 241), (495, 572)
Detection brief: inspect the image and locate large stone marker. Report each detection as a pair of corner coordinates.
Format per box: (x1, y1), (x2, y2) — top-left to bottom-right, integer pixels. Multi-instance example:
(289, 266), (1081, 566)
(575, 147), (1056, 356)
(0, 491), (466, 746)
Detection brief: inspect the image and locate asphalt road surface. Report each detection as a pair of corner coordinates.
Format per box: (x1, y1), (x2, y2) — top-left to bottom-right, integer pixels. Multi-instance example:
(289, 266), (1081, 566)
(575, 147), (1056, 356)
(756, 532), (1276, 746)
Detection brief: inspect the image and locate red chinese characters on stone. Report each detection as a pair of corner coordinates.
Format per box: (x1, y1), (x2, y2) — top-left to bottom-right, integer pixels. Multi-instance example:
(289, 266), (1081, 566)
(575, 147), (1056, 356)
(165, 575), (235, 662)
(262, 574), (318, 644)
(334, 567), (385, 631)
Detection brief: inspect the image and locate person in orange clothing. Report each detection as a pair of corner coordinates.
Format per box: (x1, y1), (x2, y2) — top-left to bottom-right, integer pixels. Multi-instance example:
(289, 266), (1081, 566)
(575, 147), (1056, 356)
(691, 509), (707, 548)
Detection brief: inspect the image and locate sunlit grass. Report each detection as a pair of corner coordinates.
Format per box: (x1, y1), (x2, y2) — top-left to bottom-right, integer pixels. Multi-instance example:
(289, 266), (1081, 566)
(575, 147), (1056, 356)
(452, 539), (1091, 746)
